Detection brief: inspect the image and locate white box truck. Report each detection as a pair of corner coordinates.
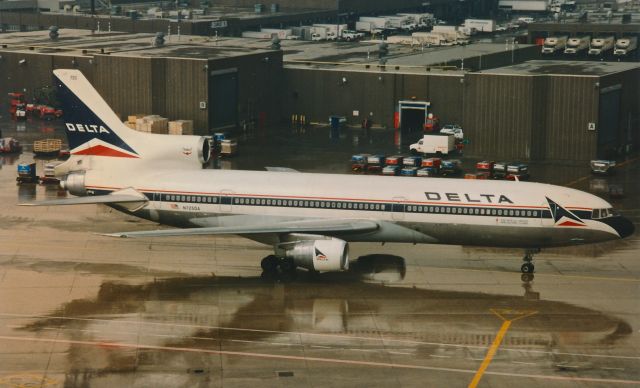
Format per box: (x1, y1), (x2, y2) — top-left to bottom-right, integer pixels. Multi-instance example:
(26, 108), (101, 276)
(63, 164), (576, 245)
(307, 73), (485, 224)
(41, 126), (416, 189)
(356, 21), (374, 33)
(464, 19), (496, 33)
(313, 23), (348, 40)
(432, 25), (469, 44)
(588, 36), (615, 56)
(242, 31), (274, 39)
(412, 32), (448, 46)
(398, 13), (434, 29)
(614, 37), (638, 57)
(358, 17), (392, 31)
(410, 134), (455, 155)
(564, 36), (590, 54)
(260, 28), (293, 39)
(541, 35), (568, 54)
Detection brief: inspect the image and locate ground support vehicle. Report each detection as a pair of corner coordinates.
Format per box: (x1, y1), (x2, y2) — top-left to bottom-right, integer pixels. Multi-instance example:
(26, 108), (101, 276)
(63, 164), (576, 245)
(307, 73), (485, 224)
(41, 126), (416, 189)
(16, 163), (37, 183)
(492, 161), (508, 179)
(590, 160), (616, 175)
(410, 134), (455, 155)
(0, 137), (22, 154)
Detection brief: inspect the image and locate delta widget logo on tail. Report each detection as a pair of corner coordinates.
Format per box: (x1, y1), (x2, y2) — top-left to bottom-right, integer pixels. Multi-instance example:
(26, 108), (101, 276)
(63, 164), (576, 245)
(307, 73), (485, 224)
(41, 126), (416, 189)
(65, 121), (140, 158)
(546, 197), (586, 227)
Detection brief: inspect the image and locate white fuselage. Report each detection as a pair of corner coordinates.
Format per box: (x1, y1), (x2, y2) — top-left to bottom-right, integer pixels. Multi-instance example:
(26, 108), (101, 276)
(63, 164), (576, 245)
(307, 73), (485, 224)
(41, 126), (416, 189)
(82, 167), (620, 249)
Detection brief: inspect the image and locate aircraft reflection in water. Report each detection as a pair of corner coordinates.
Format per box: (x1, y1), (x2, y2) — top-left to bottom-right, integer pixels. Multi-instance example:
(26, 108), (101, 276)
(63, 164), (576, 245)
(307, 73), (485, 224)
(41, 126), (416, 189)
(23, 256), (630, 378)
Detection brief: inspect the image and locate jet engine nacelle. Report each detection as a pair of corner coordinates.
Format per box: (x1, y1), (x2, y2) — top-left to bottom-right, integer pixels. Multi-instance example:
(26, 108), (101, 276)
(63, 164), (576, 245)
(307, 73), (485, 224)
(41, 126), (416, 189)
(144, 134), (210, 166)
(60, 172), (86, 196)
(285, 238), (349, 272)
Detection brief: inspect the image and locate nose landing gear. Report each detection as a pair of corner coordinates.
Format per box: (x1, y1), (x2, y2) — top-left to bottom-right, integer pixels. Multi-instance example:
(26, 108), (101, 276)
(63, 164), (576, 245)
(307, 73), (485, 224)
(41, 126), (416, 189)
(521, 248), (540, 274)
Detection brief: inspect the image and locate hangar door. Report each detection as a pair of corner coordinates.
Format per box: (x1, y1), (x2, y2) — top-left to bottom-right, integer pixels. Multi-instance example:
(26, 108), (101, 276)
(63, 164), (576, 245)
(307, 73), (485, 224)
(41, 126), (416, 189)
(597, 85), (621, 158)
(398, 100), (430, 138)
(209, 69), (238, 129)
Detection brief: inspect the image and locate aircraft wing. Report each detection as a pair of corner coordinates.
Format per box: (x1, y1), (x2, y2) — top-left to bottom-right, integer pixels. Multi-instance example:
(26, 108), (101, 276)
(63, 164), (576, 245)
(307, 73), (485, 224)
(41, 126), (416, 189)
(19, 194), (147, 206)
(105, 219), (379, 238)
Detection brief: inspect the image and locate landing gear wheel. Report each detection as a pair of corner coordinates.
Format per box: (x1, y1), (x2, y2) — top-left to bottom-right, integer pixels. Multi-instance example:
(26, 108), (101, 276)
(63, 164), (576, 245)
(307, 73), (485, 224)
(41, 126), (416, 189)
(277, 257), (296, 273)
(261, 255), (279, 272)
(521, 262), (534, 274)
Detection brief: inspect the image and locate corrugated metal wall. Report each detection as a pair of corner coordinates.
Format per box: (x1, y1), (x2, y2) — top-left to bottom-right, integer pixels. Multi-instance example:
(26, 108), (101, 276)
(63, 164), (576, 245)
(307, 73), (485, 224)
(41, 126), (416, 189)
(462, 73), (538, 160)
(542, 75), (599, 161)
(283, 67), (463, 129)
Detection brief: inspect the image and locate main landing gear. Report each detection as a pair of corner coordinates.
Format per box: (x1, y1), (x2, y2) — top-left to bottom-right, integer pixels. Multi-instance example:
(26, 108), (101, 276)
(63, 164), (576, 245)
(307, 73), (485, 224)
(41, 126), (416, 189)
(261, 255), (296, 281)
(521, 248), (540, 275)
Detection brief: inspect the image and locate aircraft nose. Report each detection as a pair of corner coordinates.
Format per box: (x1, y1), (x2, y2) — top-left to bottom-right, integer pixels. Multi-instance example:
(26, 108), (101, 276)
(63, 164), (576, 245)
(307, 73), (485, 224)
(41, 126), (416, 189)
(600, 216), (636, 239)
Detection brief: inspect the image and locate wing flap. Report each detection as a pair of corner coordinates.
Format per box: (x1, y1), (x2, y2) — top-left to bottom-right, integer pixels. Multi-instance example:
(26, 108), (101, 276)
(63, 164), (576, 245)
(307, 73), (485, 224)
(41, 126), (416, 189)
(105, 219), (379, 238)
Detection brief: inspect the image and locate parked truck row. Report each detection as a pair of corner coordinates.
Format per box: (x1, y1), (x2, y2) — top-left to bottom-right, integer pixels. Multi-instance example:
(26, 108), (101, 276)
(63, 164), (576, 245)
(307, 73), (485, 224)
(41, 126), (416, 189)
(539, 35), (638, 58)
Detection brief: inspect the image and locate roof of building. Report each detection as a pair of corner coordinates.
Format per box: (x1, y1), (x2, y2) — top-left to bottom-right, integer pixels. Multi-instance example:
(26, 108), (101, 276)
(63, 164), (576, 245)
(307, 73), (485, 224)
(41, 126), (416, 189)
(480, 60), (640, 76)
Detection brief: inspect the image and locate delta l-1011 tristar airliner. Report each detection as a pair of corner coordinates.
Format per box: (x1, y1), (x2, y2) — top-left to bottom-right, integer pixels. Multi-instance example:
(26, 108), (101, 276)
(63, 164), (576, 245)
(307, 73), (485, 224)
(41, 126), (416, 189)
(22, 69), (635, 276)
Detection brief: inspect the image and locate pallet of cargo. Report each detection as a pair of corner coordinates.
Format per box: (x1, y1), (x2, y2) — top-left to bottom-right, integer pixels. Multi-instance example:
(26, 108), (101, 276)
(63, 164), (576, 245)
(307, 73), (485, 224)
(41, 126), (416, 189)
(33, 139), (62, 156)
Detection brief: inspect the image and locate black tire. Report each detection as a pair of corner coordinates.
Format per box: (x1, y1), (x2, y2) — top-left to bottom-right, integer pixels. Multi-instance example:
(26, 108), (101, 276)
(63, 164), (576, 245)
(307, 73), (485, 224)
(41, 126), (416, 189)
(261, 255), (279, 272)
(521, 262), (534, 274)
(278, 257), (296, 273)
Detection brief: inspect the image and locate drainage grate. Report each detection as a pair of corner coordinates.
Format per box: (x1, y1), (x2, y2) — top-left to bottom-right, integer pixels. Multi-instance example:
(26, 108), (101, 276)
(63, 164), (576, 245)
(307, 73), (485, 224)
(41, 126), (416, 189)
(277, 371), (294, 378)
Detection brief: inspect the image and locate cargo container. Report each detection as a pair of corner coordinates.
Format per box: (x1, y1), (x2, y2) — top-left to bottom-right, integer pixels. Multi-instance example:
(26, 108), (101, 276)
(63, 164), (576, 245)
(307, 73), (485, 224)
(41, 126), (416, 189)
(403, 156), (422, 167)
(358, 17), (392, 31)
(382, 165), (400, 176)
(351, 154), (370, 172)
(241, 31), (274, 39)
(421, 157), (442, 168)
(17, 162), (37, 183)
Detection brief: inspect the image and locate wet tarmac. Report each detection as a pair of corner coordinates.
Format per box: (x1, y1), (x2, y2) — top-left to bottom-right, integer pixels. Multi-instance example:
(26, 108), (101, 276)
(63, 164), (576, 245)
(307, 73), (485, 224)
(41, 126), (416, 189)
(0, 117), (639, 387)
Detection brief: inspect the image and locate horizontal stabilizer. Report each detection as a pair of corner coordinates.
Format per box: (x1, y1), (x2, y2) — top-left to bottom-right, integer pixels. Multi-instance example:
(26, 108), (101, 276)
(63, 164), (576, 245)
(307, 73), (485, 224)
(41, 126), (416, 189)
(19, 194), (148, 207)
(105, 219), (379, 238)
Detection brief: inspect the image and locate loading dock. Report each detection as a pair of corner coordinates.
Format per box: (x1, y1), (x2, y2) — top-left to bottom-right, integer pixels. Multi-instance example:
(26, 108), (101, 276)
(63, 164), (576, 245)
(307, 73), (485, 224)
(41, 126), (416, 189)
(398, 100), (430, 139)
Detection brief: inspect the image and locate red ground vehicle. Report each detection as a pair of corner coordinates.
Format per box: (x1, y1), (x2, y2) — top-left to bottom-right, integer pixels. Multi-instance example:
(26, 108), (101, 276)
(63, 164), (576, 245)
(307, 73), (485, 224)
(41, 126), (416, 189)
(8, 92), (26, 116)
(37, 105), (63, 120)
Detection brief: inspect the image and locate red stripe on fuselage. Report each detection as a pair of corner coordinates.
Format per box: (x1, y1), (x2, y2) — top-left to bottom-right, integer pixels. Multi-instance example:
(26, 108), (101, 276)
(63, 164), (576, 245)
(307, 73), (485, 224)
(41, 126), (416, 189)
(73, 145), (138, 158)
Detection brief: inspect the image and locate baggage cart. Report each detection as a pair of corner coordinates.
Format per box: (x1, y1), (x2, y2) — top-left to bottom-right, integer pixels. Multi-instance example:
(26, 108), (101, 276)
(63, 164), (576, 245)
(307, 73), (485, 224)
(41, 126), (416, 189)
(492, 161), (508, 179)
(366, 154), (385, 173)
(385, 155), (404, 166)
(220, 139), (238, 157)
(403, 156), (422, 167)
(33, 139), (62, 157)
(506, 162), (530, 181)
(382, 165), (400, 176)
(440, 159), (462, 176)
(417, 167), (438, 177)
(421, 157), (441, 168)
(400, 167), (418, 176)
(476, 160), (494, 173)
(40, 162), (62, 184)
(351, 154), (370, 172)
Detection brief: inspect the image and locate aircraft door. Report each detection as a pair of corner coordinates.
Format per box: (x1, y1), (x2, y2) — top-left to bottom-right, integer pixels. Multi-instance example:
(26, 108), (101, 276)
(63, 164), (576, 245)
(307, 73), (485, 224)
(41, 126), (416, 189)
(392, 197), (406, 221)
(220, 190), (234, 213)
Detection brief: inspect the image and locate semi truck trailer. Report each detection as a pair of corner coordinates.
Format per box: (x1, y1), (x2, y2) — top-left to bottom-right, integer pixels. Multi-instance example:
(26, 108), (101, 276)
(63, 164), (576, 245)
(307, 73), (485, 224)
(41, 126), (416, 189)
(564, 36), (590, 54)
(541, 36), (568, 54)
(614, 37), (637, 57)
(588, 36), (615, 56)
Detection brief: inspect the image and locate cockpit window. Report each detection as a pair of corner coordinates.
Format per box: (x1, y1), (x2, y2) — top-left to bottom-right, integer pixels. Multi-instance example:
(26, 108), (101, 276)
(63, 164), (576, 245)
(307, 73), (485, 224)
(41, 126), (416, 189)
(592, 208), (614, 219)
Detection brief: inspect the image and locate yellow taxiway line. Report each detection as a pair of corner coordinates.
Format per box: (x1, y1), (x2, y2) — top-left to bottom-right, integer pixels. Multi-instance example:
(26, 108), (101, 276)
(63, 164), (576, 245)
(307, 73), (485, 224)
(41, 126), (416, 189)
(468, 309), (538, 388)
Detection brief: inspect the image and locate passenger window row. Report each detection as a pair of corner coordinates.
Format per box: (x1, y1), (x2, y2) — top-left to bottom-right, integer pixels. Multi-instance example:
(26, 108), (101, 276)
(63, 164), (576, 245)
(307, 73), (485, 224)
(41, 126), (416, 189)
(406, 205), (538, 218)
(159, 193), (540, 218)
